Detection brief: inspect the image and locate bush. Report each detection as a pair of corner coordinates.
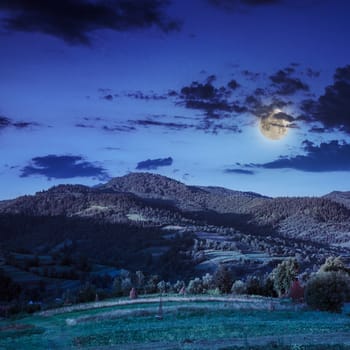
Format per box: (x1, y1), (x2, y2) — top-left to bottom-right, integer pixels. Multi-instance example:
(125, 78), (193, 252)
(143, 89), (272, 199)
(305, 271), (350, 312)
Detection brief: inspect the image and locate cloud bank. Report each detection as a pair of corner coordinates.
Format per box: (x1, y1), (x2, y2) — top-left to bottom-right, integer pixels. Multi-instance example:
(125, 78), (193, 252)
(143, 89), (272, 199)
(0, 0), (180, 45)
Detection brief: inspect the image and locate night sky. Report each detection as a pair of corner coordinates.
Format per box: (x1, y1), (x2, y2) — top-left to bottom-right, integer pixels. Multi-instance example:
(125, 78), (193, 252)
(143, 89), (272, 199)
(1, 0), (350, 200)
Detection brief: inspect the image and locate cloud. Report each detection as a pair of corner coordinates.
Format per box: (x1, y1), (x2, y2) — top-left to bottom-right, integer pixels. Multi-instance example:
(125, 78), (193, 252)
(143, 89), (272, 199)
(102, 94), (114, 101)
(102, 125), (136, 132)
(208, 0), (282, 11)
(300, 65), (350, 133)
(227, 79), (240, 90)
(224, 168), (255, 175)
(136, 157), (173, 170)
(125, 91), (168, 100)
(269, 69), (309, 95)
(0, 115), (38, 130)
(0, 116), (12, 129)
(178, 79), (246, 119)
(75, 117), (136, 132)
(20, 154), (109, 179)
(131, 118), (192, 130)
(0, 0), (180, 46)
(248, 140), (350, 172)
(305, 68), (321, 78)
(247, 97), (294, 121)
(241, 70), (261, 81)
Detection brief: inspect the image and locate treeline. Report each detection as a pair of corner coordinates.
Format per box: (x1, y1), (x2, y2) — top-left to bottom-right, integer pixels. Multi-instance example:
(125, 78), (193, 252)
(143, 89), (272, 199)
(0, 214), (194, 276)
(2, 256), (349, 316)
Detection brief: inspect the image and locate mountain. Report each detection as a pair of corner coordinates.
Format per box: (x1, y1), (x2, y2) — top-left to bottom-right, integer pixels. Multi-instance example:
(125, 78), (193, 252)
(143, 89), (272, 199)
(1, 173), (350, 246)
(100, 172), (269, 213)
(0, 172), (349, 290)
(324, 191), (350, 209)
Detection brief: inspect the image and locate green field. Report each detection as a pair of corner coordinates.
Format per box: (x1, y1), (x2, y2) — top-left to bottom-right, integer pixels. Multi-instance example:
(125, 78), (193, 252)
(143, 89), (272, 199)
(0, 297), (350, 349)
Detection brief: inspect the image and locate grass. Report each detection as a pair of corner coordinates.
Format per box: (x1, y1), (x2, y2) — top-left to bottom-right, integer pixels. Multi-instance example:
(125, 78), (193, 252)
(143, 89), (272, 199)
(0, 298), (349, 349)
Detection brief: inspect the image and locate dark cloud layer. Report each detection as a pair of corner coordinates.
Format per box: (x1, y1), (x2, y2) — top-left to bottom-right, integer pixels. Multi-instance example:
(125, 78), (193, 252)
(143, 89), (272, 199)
(224, 168), (255, 175)
(131, 118), (192, 130)
(0, 116), (11, 129)
(21, 155), (109, 179)
(0, 115), (37, 130)
(0, 0), (180, 45)
(249, 140), (350, 172)
(301, 65), (350, 133)
(125, 91), (168, 100)
(136, 156), (173, 170)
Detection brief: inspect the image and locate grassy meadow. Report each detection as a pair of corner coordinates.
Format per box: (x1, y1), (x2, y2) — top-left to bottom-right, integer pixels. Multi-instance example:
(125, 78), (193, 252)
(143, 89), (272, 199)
(0, 297), (350, 349)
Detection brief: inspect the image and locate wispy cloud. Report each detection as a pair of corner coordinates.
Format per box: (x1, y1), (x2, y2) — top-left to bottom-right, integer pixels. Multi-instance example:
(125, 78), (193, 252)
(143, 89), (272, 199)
(136, 157), (173, 170)
(224, 168), (255, 175)
(0, 115), (38, 131)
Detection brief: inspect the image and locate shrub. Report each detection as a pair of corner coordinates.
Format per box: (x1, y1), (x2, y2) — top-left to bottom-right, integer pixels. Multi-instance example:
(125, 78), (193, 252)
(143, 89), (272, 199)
(305, 271), (350, 312)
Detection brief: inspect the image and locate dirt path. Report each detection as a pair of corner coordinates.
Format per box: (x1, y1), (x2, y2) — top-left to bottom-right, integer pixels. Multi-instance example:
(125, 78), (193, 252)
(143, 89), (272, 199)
(39, 295), (296, 317)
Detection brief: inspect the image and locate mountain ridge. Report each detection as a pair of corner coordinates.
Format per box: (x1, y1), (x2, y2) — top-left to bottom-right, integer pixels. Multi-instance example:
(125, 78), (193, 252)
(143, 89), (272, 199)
(1, 172), (350, 248)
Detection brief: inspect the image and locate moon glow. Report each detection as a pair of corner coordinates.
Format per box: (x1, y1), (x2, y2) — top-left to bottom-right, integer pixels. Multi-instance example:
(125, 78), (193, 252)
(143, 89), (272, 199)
(259, 111), (290, 140)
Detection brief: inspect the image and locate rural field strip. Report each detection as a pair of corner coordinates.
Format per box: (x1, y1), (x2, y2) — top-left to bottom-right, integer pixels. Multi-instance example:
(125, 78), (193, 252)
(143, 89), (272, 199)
(39, 296), (296, 317)
(87, 332), (350, 350)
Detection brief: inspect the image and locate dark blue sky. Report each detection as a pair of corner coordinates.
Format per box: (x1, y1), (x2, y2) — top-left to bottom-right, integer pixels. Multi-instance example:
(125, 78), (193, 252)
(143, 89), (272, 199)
(1, 0), (350, 199)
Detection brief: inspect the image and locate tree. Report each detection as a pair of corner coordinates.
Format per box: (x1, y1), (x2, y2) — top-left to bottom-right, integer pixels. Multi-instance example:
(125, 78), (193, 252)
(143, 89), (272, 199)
(214, 265), (234, 294)
(305, 271), (350, 312)
(202, 273), (214, 292)
(187, 278), (204, 294)
(231, 280), (246, 295)
(145, 275), (160, 294)
(0, 270), (21, 301)
(319, 256), (350, 275)
(135, 271), (145, 292)
(271, 258), (299, 297)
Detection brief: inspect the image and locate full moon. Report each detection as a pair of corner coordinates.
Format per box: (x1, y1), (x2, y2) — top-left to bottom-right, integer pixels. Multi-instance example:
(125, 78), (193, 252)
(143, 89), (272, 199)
(259, 111), (291, 140)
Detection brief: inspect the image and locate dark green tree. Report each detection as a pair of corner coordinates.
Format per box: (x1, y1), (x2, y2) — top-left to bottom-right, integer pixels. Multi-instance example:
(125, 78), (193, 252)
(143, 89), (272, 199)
(214, 265), (234, 294)
(271, 258), (299, 297)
